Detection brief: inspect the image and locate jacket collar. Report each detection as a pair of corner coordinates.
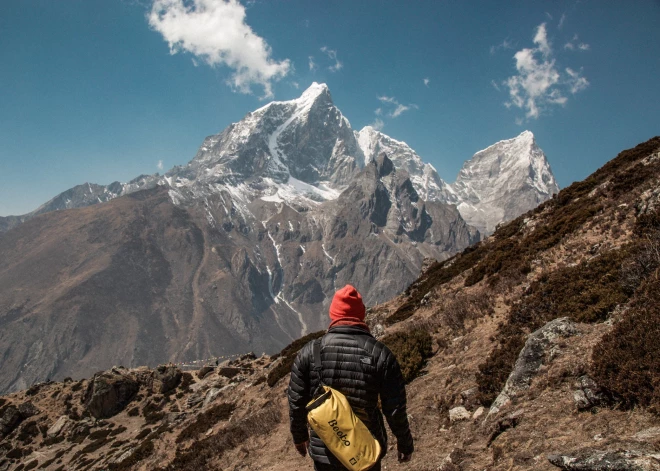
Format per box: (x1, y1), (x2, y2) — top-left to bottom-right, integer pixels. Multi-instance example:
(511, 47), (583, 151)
(327, 325), (374, 337)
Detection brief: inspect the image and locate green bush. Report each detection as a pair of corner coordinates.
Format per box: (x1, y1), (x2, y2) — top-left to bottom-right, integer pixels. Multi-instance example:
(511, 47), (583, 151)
(266, 330), (325, 387)
(381, 329), (433, 383)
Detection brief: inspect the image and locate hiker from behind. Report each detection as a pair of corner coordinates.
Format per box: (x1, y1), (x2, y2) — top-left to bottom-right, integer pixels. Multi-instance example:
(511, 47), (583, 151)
(287, 284), (414, 470)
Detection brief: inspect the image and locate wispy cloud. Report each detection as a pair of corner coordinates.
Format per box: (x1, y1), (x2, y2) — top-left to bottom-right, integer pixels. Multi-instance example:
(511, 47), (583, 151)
(370, 118), (384, 131)
(490, 39), (514, 55)
(308, 56), (317, 72)
(157, 160), (164, 171)
(423, 77), (430, 87)
(558, 13), (567, 30)
(320, 46), (342, 72)
(148, 0), (290, 99)
(377, 96), (418, 118)
(501, 22), (589, 120)
(564, 34), (590, 51)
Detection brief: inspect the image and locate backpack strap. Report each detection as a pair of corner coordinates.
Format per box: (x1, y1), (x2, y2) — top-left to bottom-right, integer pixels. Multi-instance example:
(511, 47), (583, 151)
(312, 337), (324, 396)
(312, 338), (323, 373)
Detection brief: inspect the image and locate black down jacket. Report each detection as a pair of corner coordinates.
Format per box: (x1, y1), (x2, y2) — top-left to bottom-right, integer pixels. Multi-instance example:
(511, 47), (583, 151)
(287, 325), (414, 465)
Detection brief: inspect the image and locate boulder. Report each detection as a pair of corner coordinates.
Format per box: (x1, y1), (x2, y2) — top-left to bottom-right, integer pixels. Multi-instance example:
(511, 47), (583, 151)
(197, 366), (214, 380)
(218, 367), (241, 379)
(0, 406), (23, 439)
(83, 370), (139, 419)
(203, 388), (222, 407)
(472, 407), (485, 420)
(449, 406), (471, 423)
(47, 416), (69, 437)
(573, 375), (610, 411)
(153, 364), (182, 394)
(548, 449), (660, 470)
(489, 318), (579, 417)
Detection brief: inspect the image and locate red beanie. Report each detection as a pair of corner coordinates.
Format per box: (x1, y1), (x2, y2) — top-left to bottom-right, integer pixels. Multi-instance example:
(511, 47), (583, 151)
(329, 284), (366, 322)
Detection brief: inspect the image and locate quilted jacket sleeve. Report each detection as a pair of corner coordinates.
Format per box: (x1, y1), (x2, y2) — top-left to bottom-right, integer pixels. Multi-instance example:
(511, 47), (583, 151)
(287, 342), (312, 445)
(379, 345), (414, 455)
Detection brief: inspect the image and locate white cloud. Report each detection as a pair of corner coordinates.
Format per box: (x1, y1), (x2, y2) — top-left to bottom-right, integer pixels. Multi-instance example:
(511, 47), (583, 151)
(490, 39), (513, 55)
(565, 34), (590, 51)
(320, 46), (342, 72)
(374, 107), (382, 116)
(148, 0), (290, 99)
(423, 78), (430, 87)
(566, 67), (589, 94)
(491, 79), (501, 92)
(558, 13), (567, 30)
(308, 55), (317, 72)
(157, 160), (164, 171)
(533, 23), (551, 57)
(376, 95), (418, 118)
(503, 22), (589, 120)
(370, 118), (385, 131)
(291, 81), (300, 89)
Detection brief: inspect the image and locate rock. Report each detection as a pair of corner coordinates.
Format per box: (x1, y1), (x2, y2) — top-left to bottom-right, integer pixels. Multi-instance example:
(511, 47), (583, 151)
(153, 364), (182, 394)
(197, 366), (214, 380)
(203, 388), (222, 407)
(83, 370), (139, 419)
(218, 367), (241, 379)
(47, 416), (69, 437)
(449, 406), (471, 423)
(472, 407), (485, 420)
(460, 387), (479, 410)
(573, 375), (610, 411)
(548, 449), (660, 470)
(17, 402), (39, 418)
(240, 352), (257, 361)
(0, 406), (23, 439)
(489, 318), (579, 417)
(186, 394), (204, 409)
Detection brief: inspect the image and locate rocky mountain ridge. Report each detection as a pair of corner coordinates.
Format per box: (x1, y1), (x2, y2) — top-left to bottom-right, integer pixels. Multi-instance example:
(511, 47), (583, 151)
(1, 84), (557, 237)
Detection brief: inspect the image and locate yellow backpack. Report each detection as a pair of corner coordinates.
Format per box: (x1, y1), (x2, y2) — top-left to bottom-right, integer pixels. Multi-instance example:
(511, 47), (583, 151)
(305, 338), (382, 471)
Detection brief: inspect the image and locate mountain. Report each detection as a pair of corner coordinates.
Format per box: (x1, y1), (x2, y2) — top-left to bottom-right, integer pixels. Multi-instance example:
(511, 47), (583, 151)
(447, 130), (559, 234)
(0, 83), (552, 393)
(0, 137), (658, 471)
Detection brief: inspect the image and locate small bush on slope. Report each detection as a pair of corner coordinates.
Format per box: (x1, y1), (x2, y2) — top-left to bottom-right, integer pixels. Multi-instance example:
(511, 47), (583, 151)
(381, 329), (433, 383)
(267, 330), (325, 387)
(476, 247), (631, 405)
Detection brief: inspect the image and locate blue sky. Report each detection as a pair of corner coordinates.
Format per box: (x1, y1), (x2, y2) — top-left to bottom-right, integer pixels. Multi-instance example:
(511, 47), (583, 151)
(1, 0), (659, 216)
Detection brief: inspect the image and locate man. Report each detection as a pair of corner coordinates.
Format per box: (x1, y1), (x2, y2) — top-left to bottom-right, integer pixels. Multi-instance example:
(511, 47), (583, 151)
(287, 284), (414, 470)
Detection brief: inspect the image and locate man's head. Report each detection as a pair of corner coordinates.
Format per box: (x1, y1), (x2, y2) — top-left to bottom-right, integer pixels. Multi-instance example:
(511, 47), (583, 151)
(329, 284), (365, 324)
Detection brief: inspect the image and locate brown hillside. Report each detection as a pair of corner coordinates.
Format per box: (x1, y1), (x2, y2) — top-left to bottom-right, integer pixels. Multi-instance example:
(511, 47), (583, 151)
(1, 137), (660, 470)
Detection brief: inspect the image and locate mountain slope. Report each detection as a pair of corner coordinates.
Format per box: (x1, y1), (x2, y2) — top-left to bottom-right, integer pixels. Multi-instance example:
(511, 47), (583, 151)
(0, 137), (658, 471)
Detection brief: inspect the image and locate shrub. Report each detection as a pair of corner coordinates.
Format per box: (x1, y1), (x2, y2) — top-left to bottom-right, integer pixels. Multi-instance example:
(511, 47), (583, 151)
(381, 329), (433, 383)
(179, 373), (194, 392)
(591, 275), (660, 413)
(126, 406), (139, 417)
(176, 403), (235, 443)
(476, 247), (631, 406)
(267, 330), (325, 387)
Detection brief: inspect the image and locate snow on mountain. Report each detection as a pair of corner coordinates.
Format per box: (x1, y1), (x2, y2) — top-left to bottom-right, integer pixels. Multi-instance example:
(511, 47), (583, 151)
(448, 130), (559, 234)
(356, 126), (450, 202)
(1, 84), (557, 239)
